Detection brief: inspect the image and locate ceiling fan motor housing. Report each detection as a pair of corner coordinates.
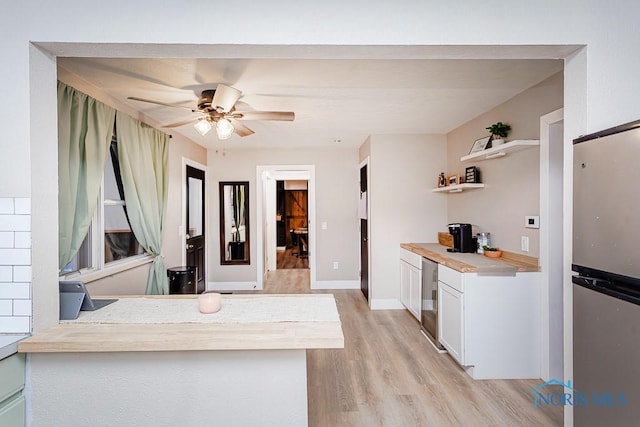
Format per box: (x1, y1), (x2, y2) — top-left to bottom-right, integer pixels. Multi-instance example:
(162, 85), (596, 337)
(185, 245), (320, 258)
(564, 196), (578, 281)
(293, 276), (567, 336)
(197, 89), (216, 112)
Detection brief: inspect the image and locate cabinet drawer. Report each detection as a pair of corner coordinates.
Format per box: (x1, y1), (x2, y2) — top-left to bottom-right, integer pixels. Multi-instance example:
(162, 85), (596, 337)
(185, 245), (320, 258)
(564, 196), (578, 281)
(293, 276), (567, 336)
(0, 395), (25, 427)
(400, 248), (422, 269)
(0, 353), (25, 403)
(438, 264), (464, 292)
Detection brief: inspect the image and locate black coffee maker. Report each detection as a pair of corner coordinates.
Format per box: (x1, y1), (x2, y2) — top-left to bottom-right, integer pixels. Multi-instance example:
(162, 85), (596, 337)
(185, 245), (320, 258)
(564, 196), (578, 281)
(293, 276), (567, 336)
(447, 223), (476, 253)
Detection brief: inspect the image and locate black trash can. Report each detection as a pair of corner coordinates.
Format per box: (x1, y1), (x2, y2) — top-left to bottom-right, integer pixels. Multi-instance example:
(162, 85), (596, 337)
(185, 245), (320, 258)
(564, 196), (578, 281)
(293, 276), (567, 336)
(167, 266), (196, 294)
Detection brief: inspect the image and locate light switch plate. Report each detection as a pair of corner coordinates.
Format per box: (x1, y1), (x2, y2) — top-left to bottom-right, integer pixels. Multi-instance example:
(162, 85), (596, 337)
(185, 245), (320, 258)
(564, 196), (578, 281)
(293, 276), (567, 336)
(525, 215), (540, 229)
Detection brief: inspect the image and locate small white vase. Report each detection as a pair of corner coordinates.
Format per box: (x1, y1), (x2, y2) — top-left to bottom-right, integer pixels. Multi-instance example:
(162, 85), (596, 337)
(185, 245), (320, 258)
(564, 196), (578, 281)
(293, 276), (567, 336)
(492, 138), (504, 146)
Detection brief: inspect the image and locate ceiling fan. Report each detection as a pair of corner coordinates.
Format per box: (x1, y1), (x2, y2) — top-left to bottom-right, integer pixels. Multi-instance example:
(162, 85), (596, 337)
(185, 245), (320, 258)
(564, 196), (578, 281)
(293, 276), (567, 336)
(127, 84), (295, 139)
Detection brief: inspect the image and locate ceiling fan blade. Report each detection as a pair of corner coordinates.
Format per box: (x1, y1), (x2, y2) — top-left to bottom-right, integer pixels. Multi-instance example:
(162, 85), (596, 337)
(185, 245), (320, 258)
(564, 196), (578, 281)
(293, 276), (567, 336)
(127, 96), (196, 111)
(211, 84), (241, 113)
(163, 117), (200, 128)
(231, 111), (295, 121)
(229, 119), (254, 137)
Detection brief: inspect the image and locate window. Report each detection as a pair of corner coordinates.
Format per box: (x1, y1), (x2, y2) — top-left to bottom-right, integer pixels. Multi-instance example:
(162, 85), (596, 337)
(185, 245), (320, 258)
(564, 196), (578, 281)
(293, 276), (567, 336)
(60, 138), (146, 277)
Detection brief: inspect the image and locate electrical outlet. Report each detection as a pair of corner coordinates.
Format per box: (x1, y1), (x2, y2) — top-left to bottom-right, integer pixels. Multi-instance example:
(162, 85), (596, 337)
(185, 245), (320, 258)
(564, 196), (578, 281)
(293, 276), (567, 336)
(521, 236), (530, 252)
(333, 261), (339, 270)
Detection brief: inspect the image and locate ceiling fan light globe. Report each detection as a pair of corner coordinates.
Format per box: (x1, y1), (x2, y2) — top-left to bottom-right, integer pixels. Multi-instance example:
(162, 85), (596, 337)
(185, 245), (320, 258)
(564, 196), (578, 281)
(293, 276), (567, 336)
(194, 119), (212, 136)
(216, 118), (234, 140)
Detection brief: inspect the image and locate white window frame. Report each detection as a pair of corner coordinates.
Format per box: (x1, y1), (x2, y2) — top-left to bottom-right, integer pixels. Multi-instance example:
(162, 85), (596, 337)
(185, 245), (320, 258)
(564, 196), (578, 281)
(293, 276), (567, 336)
(60, 144), (153, 283)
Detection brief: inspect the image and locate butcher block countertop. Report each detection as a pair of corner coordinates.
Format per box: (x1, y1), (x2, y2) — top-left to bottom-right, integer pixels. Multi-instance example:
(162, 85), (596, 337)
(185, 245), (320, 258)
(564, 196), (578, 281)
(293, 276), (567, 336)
(401, 243), (539, 274)
(18, 294), (344, 354)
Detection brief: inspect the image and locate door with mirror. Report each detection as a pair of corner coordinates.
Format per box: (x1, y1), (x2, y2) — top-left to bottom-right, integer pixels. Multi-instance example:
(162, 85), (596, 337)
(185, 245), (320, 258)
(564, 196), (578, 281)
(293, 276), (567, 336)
(186, 165), (206, 293)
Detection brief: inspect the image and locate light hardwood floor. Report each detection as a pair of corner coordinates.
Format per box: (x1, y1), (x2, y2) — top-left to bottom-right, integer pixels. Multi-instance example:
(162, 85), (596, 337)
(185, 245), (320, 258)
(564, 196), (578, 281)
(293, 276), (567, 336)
(261, 269), (563, 427)
(276, 247), (309, 269)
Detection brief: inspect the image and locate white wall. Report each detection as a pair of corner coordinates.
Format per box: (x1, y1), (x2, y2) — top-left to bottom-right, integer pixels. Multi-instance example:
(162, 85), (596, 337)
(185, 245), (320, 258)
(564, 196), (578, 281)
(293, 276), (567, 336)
(207, 147), (359, 284)
(6, 2), (640, 199)
(3, 7), (640, 425)
(446, 73), (564, 256)
(368, 134), (447, 304)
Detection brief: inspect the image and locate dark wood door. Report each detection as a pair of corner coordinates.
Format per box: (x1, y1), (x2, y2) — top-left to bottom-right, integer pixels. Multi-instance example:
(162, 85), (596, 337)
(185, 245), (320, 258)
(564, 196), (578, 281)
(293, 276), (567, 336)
(186, 165), (206, 294)
(360, 164), (369, 301)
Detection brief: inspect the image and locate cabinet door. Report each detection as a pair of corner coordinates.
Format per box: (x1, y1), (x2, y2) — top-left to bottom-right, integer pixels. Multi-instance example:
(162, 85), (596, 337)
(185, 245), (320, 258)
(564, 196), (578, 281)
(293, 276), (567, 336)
(438, 282), (464, 364)
(408, 264), (421, 320)
(0, 396), (25, 427)
(400, 260), (411, 310)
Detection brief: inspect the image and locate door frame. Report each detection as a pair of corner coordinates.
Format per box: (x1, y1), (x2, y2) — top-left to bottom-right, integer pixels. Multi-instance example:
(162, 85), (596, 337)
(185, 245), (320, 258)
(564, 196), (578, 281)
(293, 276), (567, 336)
(256, 165), (316, 290)
(181, 158), (209, 281)
(359, 156), (371, 307)
(539, 108), (564, 381)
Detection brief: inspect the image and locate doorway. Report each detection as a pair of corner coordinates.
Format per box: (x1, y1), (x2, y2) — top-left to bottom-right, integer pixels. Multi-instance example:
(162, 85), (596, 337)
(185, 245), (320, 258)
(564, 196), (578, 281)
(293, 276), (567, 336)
(276, 179), (309, 269)
(540, 108), (564, 381)
(359, 159), (369, 301)
(256, 165), (316, 290)
(185, 163), (206, 294)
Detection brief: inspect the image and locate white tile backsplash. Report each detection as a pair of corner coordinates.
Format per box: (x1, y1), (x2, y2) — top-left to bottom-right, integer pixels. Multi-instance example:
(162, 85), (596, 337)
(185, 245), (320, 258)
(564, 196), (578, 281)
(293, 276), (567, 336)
(0, 215), (30, 232)
(0, 232), (13, 248)
(14, 198), (31, 215)
(13, 299), (32, 316)
(0, 300), (12, 315)
(0, 199), (14, 215)
(14, 232), (31, 249)
(0, 283), (30, 299)
(0, 266), (11, 282)
(0, 197), (32, 333)
(0, 248), (31, 265)
(0, 316), (30, 334)
(13, 266), (31, 282)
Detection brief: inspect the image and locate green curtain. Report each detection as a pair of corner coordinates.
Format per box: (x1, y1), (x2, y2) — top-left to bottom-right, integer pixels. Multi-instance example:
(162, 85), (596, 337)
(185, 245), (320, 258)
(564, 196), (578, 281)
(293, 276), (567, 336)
(58, 82), (116, 271)
(115, 112), (170, 294)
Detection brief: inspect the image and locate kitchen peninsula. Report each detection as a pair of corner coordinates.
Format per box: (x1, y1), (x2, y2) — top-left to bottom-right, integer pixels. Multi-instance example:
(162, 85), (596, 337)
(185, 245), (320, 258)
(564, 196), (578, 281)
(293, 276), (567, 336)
(19, 294), (343, 427)
(401, 243), (541, 379)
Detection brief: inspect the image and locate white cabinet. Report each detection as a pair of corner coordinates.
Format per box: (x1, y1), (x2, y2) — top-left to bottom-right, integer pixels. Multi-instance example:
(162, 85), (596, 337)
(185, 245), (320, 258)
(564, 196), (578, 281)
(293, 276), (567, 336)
(409, 266), (421, 318)
(438, 281), (464, 364)
(400, 260), (411, 310)
(437, 263), (541, 379)
(399, 248), (422, 321)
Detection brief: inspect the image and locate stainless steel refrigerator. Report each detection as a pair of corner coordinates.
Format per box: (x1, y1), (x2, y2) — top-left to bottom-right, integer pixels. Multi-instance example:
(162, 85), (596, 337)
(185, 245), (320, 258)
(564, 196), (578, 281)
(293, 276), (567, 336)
(573, 120), (640, 426)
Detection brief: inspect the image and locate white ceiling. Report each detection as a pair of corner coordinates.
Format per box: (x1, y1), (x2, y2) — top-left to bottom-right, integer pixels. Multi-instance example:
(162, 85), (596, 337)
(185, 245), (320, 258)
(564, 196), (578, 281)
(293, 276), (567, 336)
(57, 57), (563, 149)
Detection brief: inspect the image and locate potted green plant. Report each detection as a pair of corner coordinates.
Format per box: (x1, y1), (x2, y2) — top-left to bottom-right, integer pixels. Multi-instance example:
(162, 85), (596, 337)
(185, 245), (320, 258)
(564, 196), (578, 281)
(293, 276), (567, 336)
(229, 185), (246, 260)
(486, 122), (511, 146)
(482, 245), (502, 258)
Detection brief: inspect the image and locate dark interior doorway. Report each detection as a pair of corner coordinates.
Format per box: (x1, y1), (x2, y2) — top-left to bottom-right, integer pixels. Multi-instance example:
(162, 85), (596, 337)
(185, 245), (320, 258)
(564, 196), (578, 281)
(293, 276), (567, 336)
(360, 163), (369, 301)
(276, 180), (309, 269)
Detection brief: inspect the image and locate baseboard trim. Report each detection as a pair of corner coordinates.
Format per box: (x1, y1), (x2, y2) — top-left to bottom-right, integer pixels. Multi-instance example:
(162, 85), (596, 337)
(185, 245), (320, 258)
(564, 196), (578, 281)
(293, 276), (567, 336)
(312, 280), (360, 290)
(370, 298), (405, 310)
(207, 281), (259, 291)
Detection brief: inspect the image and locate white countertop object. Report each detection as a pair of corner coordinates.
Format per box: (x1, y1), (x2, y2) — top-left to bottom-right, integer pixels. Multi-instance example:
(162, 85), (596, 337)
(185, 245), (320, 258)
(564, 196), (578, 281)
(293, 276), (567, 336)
(19, 294), (344, 353)
(0, 334), (29, 360)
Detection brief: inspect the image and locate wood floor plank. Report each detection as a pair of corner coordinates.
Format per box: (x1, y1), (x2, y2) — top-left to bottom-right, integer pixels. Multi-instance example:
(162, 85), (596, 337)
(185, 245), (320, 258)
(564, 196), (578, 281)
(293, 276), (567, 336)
(257, 269), (563, 426)
(277, 248), (309, 269)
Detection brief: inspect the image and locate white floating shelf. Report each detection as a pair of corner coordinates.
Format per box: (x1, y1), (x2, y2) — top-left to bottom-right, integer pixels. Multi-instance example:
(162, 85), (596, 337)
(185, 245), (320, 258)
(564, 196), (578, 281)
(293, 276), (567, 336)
(460, 139), (540, 162)
(432, 183), (485, 193)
